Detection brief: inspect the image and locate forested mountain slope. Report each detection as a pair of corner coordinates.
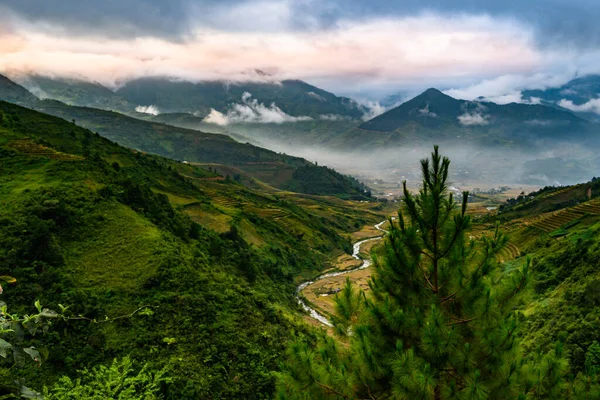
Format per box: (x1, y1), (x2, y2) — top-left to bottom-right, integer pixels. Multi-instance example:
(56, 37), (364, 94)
(0, 73), (371, 199)
(0, 101), (384, 398)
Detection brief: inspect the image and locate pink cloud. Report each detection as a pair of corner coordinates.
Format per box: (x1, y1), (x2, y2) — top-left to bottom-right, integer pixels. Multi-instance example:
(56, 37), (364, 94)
(0, 13), (542, 90)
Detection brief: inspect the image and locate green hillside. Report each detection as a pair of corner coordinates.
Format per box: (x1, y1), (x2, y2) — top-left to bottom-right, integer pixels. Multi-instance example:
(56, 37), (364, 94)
(0, 100), (388, 397)
(472, 180), (600, 376)
(33, 100), (371, 199)
(0, 73), (371, 199)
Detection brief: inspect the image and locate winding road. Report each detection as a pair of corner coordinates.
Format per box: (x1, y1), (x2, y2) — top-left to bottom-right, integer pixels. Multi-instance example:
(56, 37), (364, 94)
(296, 219), (390, 327)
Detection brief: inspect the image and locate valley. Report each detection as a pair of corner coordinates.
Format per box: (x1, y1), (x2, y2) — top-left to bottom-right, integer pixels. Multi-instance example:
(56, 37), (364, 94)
(2, 63), (600, 398)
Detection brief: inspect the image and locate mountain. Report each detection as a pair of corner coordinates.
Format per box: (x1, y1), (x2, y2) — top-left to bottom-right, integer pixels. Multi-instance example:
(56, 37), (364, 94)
(359, 88), (586, 134)
(522, 75), (600, 121)
(0, 73), (371, 199)
(0, 99), (386, 397)
(115, 77), (367, 119)
(33, 100), (371, 199)
(208, 88), (598, 186)
(15, 74), (134, 112)
(0, 74), (38, 105)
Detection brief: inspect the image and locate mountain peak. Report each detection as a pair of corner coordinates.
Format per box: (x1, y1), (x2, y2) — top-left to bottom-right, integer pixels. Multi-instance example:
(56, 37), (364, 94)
(414, 88), (452, 100)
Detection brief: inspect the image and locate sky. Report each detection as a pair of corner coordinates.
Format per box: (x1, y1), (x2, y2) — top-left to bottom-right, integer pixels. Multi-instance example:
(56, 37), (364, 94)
(1, 0), (600, 101)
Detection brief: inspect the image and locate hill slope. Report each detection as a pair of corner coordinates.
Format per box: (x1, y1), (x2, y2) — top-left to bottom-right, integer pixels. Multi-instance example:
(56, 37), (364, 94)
(32, 100), (371, 199)
(0, 73), (371, 199)
(480, 180), (600, 374)
(0, 100), (385, 397)
(0, 74), (39, 105)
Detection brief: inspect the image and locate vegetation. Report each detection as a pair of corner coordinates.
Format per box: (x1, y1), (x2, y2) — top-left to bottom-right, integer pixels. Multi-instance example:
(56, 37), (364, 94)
(0, 101), (385, 398)
(0, 73), (373, 199)
(278, 147), (599, 399)
(2, 77), (600, 398)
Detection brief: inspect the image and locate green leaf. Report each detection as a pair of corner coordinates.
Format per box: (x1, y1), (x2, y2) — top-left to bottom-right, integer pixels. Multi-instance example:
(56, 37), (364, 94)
(34, 300), (42, 313)
(0, 338), (12, 358)
(23, 347), (40, 363)
(19, 385), (43, 399)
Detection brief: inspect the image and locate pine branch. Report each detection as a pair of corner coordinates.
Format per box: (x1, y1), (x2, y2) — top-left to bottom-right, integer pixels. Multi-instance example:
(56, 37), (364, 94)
(420, 266), (436, 292)
(315, 381), (368, 400)
(439, 292), (457, 304)
(498, 274), (527, 308)
(446, 317), (477, 326)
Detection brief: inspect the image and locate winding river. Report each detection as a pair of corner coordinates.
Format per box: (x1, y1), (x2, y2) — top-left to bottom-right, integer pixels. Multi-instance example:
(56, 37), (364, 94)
(296, 219), (390, 327)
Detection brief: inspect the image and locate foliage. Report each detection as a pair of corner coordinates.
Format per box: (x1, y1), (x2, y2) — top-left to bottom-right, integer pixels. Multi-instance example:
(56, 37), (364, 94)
(283, 165), (371, 199)
(44, 357), (168, 400)
(30, 98), (370, 199)
(0, 287), (58, 399)
(278, 146), (563, 399)
(0, 100), (384, 398)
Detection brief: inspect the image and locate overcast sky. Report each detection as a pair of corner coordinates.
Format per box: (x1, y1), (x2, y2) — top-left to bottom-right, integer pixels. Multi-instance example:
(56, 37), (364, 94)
(1, 0), (599, 100)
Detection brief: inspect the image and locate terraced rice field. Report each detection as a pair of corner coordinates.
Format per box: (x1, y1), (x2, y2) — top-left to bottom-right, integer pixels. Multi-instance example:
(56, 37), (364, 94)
(498, 242), (521, 263)
(8, 138), (83, 161)
(530, 199), (600, 233)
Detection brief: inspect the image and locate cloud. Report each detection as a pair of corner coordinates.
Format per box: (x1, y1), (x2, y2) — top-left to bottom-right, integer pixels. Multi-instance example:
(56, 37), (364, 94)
(418, 104), (437, 117)
(203, 92), (313, 125)
(0, 13), (542, 94)
(458, 112), (489, 125)
(360, 101), (387, 121)
(444, 72), (576, 103)
(558, 98), (600, 114)
(525, 119), (554, 126)
(4, 0), (600, 52)
(135, 105), (160, 115)
(319, 114), (351, 121)
(5, 1), (600, 99)
(0, 1), (193, 40)
(307, 92), (326, 101)
(203, 109), (230, 125)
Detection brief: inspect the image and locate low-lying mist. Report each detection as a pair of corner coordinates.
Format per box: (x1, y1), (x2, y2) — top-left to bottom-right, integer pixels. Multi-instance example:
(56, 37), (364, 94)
(155, 117), (600, 191)
(221, 129), (600, 190)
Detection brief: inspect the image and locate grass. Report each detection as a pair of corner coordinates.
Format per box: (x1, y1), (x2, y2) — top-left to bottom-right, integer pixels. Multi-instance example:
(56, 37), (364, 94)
(62, 202), (163, 294)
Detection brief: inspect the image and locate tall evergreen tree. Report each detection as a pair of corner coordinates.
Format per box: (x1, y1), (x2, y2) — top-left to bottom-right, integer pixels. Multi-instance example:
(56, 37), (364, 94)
(278, 146), (558, 399)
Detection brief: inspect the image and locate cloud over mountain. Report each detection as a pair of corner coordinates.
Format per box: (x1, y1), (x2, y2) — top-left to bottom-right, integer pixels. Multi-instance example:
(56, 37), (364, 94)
(558, 98), (600, 115)
(203, 92), (313, 125)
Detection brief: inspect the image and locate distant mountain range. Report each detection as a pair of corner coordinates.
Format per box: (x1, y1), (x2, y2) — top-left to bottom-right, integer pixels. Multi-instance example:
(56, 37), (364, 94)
(13, 74), (368, 120)
(360, 88), (586, 136)
(117, 77), (368, 119)
(0, 73), (371, 199)
(15, 74), (133, 112)
(522, 75), (600, 121)
(3, 71), (600, 186)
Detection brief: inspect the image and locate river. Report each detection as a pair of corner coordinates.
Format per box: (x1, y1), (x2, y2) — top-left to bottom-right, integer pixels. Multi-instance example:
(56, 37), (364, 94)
(296, 219), (390, 327)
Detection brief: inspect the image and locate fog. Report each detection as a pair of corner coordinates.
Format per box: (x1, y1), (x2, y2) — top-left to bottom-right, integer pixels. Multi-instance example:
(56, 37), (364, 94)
(211, 125), (600, 190)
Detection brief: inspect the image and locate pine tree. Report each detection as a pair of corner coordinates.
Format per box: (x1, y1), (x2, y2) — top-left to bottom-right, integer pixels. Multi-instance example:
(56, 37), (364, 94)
(278, 146), (555, 399)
